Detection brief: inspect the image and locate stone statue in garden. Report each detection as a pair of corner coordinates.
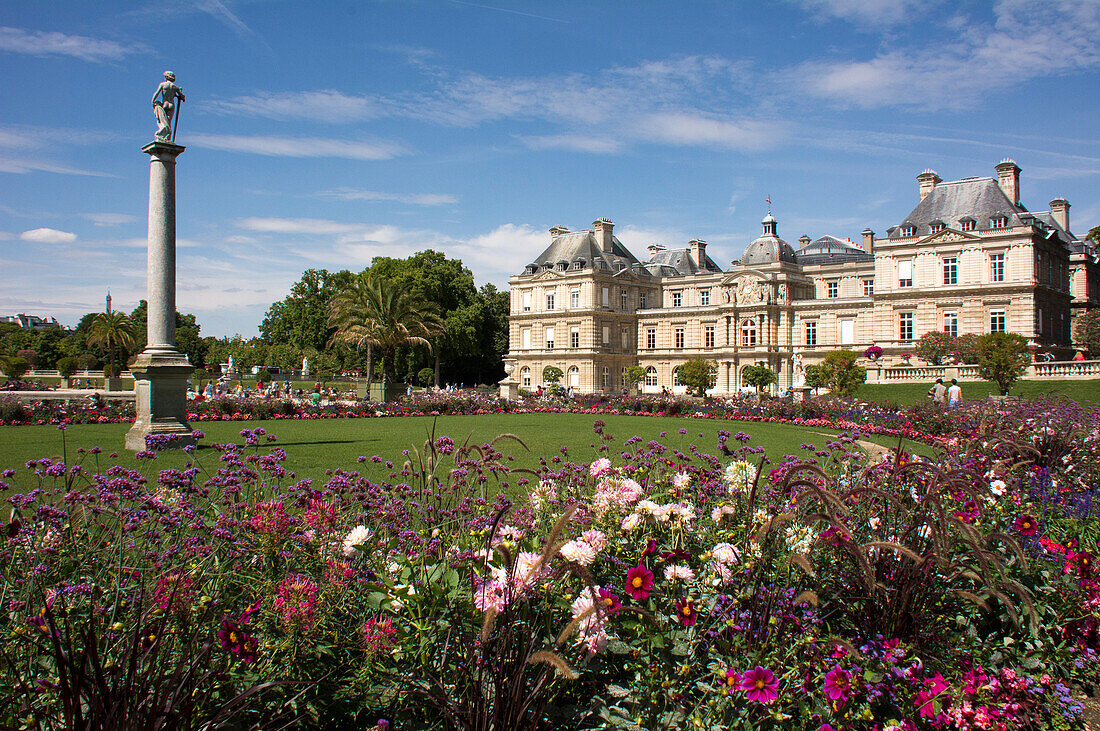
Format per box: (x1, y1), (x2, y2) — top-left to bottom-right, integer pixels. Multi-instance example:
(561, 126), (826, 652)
(152, 71), (185, 141)
(792, 352), (806, 388)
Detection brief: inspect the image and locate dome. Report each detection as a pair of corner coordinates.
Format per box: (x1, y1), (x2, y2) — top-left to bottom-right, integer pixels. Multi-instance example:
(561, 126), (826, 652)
(741, 213), (796, 265)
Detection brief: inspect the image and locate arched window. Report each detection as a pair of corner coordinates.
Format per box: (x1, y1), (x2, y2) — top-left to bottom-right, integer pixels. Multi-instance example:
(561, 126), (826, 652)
(568, 366), (580, 388)
(520, 367), (530, 387)
(671, 366), (679, 387)
(741, 319), (757, 347)
(644, 366), (658, 386)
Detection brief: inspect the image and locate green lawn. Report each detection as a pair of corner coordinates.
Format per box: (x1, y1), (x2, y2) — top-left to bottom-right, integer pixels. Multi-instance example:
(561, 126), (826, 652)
(858, 378), (1100, 406)
(0, 414), (888, 491)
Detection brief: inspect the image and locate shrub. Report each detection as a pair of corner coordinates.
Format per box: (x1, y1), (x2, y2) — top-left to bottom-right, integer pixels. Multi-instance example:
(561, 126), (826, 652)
(675, 357), (718, 397)
(915, 330), (955, 365)
(15, 349), (37, 368)
(625, 365), (646, 393)
(77, 353), (99, 371)
(956, 332), (982, 364)
(977, 332), (1030, 395)
(741, 364), (776, 397)
(56, 357), (79, 380)
(542, 366), (563, 385)
(417, 367), (435, 386)
(0, 356), (29, 381)
(804, 364), (827, 390)
(819, 350), (866, 396)
(1074, 308), (1100, 358)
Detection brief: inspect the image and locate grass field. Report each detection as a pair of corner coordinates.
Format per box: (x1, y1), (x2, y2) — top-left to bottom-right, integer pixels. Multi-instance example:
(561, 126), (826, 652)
(0, 413), (906, 491)
(858, 378), (1100, 406)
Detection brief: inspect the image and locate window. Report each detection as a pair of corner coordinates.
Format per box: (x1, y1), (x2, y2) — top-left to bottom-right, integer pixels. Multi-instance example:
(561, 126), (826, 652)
(960, 219), (976, 232)
(827, 281), (838, 298)
(805, 321), (818, 346)
(572, 260), (583, 270)
(602, 326), (609, 344)
(674, 327), (685, 349)
(990, 216), (1007, 229)
(520, 367), (530, 387)
(990, 310), (1006, 334)
(602, 367), (610, 389)
(568, 366), (579, 388)
(621, 368), (628, 388)
(943, 257), (957, 285)
(621, 329), (629, 349)
(841, 319), (854, 344)
(943, 312), (958, 338)
(704, 325), (715, 348)
(898, 260), (913, 288)
(521, 328), (531, 349)
(902, 225), (916, 237)
(570, 327), (579, 348)
(546, 293), (555, 310)
(523, 291), (531, 312)
(570, 289), (579, 308)
(899, 312), (914, 341)
(646, 327), (656, 349)
(602, 287), (609, 307)
(621, 290), (628, 309)
(863, 279), (874, 297)
(990, 253), (1005, 282)
(700, 289), (710, 306)
(930, 221), (945, 234)
(644, 367), (658, 387)
(672, 291), (682, 307)
(545, 327), (555, 349)
(639, 292), (648, 309)
(741, 319), (757, 348)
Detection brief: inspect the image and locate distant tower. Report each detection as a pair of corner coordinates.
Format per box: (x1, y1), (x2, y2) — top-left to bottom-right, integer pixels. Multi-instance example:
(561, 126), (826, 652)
(106, 290), (112, 314)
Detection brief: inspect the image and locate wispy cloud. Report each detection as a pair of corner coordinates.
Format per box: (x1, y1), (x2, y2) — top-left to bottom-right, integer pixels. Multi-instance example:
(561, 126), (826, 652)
(0, 26), (138, 62)
(20, 227), (76, 243)
(316, 188), (458, 206)
(83, 213), (136, 226)
(632, 113), (784, 151)
(791, 0), (928, 25)
(189, 134), (407, 160)
(518, 134), (622, 154)
(204, 90), (381, 123)
(447, 0), (571, 24)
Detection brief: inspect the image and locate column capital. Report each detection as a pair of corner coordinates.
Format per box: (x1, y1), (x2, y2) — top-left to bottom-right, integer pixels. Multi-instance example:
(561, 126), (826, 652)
(142, 141), (186, 159)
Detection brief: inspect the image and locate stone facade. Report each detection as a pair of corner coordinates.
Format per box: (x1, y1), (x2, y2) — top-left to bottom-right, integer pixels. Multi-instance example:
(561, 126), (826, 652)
(504, 161), (1100, 395)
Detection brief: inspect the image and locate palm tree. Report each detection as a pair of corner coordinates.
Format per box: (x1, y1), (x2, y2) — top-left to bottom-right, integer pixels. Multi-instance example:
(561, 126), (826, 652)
(86, 312), (138, 382)
(328, 273), (443, 383)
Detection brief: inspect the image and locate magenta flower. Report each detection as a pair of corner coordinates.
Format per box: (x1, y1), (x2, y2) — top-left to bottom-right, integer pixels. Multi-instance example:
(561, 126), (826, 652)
(720, 668), (741, 695)
(674, 596), (697, 626)
(625, 564), (654, 600)
(822, 666), (852, 701)
(598, 587), (622, 614)
(1014, 514), (1038, 536)
(741, 665), (780, 704)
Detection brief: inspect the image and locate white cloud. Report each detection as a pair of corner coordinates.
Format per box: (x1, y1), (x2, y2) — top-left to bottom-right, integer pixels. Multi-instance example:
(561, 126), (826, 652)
(20, 227), (76, 243)
(0, 155), (111, 176)
(237, 217), (368, 235)
(188, 134), (408, 160)
(791, 0), (925, 25)
(204, 90), (381, 123)
(83, 213), (135, 226)
(0, 26), (136, 62)
(632, 113), (784, 150)
(519, 134), (623, 154)
(317, 188), (459, 205)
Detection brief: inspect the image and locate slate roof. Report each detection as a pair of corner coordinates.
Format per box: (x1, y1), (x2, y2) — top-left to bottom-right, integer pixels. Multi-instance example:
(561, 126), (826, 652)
(525, 230), (643, 274)
(794, 234), (873, 265)
(645, 247), (724, 275)
(742, 232), (797, 265)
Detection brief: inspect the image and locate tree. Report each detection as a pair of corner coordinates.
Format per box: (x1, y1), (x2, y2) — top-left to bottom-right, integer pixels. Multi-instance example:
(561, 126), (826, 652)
(819, 349), (866, 396)
(417, 367), (435, 387)
(327, 273), (444, 383)
(542, 366), (563, 385)
(15, 349), (38, 368)
(625, 365), (647, 393)
(1087, 224), (1100, 243)
(86, 312), (138, 380)
(977, 332), (1030, 396)
(955, 333), (982, 364)
(805, 364), (827, 391)
(56, 357), (79, 382)
(129, 301), (205, 368)
(915, 331), (955, 365)
(0, 356), (29, 381)
(1074, 309), (1100, 358)
(260, 269), (355, 351)
(675, 357), (718, 397)
(741, 364), (776, 398)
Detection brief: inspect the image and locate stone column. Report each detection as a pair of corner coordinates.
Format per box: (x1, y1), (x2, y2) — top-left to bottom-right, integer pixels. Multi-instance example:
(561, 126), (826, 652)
(125, 141), (195, 451)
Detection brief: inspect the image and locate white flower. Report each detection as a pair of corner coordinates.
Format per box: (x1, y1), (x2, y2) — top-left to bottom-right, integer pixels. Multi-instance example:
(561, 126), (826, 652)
(707, 560), (734, 586)
(663, 564), (696, 581)
(570, 589), (605, 634)
(620, 513), (642, 531)
(711, 505), (737, 524)
(673, 471), (691, 490)
(560, 540), (596, 566)
(653, 504), (674, 523)
(589, 457), (612, 478)
(342, 525), (371, 557)
(989, 479), (1007, 497)
(637, 500), (660, 516)
(474, 580), (505, 612)
(723, 460), (757, 494)
(581, 529), (607, 552)
(512, 551), (543, 590)
(868, 517), (882, 529)
(712, 542), (740, 564)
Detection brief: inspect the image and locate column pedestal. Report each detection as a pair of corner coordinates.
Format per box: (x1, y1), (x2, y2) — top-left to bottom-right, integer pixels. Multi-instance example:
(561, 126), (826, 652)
(125, 353), (195, 450)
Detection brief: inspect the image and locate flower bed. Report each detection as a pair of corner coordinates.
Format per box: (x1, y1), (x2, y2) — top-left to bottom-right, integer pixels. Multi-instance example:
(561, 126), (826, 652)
(2, 398), (1098, 728)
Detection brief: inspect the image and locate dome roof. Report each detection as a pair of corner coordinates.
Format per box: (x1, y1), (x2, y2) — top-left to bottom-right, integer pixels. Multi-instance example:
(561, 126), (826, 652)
(741, 213), (796, 265)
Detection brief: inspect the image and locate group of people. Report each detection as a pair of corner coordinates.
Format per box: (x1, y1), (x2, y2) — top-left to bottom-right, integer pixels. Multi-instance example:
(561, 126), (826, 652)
(927, 378), (963, 407)
(186, 379), (350, 404)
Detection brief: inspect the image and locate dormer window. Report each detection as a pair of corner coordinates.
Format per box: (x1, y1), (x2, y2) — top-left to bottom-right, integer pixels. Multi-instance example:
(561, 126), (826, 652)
(572, 259), (584, 270)
(990, 216), (1008, 229)
(959, 218), (976, 232)
(929, 221), (945, 234)
(901, 224), (917, 237)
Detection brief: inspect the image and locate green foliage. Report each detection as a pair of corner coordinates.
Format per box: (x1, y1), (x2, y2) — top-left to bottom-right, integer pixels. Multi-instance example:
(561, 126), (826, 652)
(804, 364), (826, 390)
(625, 365), (647, 391)
(741, 364), (776, 396)
(955, 333), (981, 364)
(56, 357), (78, 380)
(417, 367), (435, 386)
(819, 349), (866, 396)
(77, 353), (98, 370)
(1087, 224), (1100, 242)
(0, 356), (29, 380)
(977, 332), (1030, 395)
(675, 357), (718, 397)
(542, 365), (564, 385)
(86, 312), (138, 380)
(915, 330), (955, 365)
(259, 269), (355, 351)
(1074, 308), (1100, 357)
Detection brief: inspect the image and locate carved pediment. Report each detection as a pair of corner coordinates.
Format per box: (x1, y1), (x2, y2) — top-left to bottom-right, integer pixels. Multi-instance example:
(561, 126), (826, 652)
(918, 227), (980, 245)
(532, 270), (560, 281)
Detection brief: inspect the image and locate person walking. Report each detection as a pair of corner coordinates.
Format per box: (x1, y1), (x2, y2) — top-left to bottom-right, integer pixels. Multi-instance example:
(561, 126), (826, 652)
(947, 378), (962, 407)
(927, 378), (946, 405)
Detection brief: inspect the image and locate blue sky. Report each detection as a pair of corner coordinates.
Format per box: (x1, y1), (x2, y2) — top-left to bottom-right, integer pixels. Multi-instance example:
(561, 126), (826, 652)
(2, 0), (1099, 337)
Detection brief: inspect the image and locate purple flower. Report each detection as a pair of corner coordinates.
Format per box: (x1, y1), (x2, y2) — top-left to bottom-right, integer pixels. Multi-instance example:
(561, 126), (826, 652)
(741, 665), (779, 704)
(823, 666), (852, 701)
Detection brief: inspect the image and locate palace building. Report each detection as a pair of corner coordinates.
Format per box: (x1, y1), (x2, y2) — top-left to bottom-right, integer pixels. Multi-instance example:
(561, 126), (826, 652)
(503, 160), (1099, 395)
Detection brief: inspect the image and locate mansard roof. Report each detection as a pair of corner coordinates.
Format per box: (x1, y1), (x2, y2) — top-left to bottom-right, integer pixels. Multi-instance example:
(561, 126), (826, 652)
(526, 230), (642, 273)
(645, 247), (724, 275)
(794, 235), (872, 265)
(886, 177), (1026, 238)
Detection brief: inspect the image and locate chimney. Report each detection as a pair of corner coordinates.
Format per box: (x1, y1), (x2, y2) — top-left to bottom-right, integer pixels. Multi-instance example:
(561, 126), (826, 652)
(995, 159), (1021, 206)
(549, 225), (570, 239)
(798, 234), (811, 249)
(861, 228), (875, 255)
(688, 238), (706, 267)
(917, 169), (941, 201)
(1049, 198), (1070, 233)
(647, 243), (665, 258)
(593, 218), (614, 253)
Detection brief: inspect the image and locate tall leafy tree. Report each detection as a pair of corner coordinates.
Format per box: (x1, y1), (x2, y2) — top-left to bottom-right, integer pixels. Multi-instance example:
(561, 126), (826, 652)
(260, 269), (355, 351)
(819, 349), (866, 396)
(86, 312), (138, 380)
(1075, 309), (1100, 358)
(977, 332), (1030, 395)
(328, 273), (444, 383)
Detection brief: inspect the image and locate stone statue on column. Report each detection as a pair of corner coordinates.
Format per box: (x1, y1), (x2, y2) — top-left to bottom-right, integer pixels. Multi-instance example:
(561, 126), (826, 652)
(152, 71), (185, 142)
(792, 353), (806, 388)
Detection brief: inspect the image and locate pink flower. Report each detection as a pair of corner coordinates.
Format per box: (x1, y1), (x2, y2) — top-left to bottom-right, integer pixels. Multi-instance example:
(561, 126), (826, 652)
(741, 665), (779, 704)
(362, 615), (397, 655)
(474, 580), (506, 612)
(720, 668), (741, 695)
(589, 457), (612, 478)
(273, 573), (320, 632)
(154, 571), (195, 613)
(625, 564), (654, 600)
(823, 666), (852, 701)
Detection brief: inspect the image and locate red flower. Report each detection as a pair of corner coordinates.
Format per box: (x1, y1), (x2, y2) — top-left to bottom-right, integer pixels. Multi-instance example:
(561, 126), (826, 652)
(674, 596), (697, 626)
(625, 564), (654, 600)
(1015, 515), (1038, 536)
(598, 587), (621, 614)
